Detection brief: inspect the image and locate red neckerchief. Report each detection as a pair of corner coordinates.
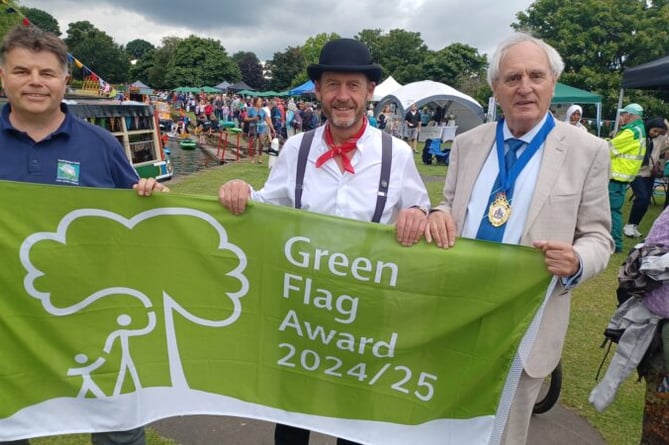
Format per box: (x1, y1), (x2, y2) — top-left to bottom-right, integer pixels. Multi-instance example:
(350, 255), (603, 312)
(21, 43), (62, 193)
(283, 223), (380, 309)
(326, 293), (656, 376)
(315, 118), (367, 174)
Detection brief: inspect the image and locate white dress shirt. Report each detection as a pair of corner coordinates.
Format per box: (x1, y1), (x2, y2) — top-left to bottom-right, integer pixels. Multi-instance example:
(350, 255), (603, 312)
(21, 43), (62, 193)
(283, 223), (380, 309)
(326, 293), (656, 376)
(251, 125), (430, 224)
(461, 114), (549, 244)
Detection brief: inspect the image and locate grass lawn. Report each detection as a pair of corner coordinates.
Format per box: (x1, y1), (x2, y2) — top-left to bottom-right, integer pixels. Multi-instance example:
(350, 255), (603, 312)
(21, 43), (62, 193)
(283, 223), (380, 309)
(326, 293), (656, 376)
(167, 153), (657, 445)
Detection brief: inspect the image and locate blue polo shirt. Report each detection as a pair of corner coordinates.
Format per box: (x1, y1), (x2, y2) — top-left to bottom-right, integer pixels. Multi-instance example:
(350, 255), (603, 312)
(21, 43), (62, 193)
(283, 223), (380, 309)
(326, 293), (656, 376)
(0, 103), (139, 189)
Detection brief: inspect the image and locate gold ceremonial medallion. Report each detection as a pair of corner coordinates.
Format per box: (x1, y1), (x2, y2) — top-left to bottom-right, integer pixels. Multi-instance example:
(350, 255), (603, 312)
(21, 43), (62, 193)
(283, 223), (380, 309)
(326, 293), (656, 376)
(488, 193), (512, 227)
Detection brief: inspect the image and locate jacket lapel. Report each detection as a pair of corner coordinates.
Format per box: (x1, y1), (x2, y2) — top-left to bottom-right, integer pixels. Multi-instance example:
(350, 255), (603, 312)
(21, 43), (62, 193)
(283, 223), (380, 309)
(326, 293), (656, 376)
(454, 128), (496, 229)
(523, 127), (568, 234)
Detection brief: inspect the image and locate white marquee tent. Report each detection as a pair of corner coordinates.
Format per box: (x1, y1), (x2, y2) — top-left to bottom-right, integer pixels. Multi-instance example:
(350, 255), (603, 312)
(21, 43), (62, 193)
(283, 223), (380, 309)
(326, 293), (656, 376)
(374, 80), (485, 135)
(372, 76), (402, 102)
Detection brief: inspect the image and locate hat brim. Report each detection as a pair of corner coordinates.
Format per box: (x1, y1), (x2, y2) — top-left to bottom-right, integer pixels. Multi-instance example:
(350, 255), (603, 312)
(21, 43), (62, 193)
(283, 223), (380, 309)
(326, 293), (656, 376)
(618, 107), (643, 116)
(307, 64), (382, 83)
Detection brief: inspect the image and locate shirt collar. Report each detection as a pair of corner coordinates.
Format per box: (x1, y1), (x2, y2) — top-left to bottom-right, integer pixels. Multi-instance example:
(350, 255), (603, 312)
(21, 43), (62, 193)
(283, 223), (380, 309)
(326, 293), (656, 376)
(502, 113), (549, 144)
(0, 102), (73, 137)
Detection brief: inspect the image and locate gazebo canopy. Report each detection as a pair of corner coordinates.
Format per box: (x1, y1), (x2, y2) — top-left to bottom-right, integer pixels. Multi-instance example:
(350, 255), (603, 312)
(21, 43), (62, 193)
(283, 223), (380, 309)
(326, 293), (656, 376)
(375, 80), (484, 135)
(622, 54), (669, 89)
(372, 76), (402, 102)
(287, 80), (315, 96)
(214, 81), (231, 90)
(228, 81), (254, 91)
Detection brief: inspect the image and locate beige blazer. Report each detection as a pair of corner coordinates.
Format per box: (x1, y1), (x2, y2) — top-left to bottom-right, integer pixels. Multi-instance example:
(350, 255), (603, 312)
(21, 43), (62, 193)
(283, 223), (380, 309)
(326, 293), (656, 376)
(436, 120), (614, 377)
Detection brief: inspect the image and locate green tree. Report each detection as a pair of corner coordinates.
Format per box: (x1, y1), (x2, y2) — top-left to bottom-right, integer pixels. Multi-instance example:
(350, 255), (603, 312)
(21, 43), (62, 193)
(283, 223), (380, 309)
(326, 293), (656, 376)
(281, 32), (341, 87)
(0, 0), (22, 40)
(422, 43), (489, 105)
(125, 39), (154, 60)
(422, 43), (487, 86)
(146, 36), (181, 90)
(129, 49), (155, 85)
(64, 21), (130, 83)
(23, 7), (59, 35)
(372, 29), (428, 84)
(356, 29), (384, 64)
(266, 46), (305, 91)
(232, 51), (265, 90)
(514, 0), (669, 118)
(301, 32), (341, 68)
(163, 35), (240, 88)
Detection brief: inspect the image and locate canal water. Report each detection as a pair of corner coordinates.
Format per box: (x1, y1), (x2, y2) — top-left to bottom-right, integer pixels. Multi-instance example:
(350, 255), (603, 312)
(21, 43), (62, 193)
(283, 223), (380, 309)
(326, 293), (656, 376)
(165, 140), (218, 179)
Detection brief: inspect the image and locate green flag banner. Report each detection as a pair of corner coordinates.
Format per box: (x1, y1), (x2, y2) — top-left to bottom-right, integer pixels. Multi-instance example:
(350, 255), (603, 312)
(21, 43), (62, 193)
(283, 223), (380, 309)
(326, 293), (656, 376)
(0, 180), (552, 444)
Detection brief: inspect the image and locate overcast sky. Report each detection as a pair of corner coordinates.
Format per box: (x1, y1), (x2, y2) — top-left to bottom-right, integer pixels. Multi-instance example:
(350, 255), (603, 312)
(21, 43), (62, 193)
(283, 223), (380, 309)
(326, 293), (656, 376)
(21, 0), (535, 61)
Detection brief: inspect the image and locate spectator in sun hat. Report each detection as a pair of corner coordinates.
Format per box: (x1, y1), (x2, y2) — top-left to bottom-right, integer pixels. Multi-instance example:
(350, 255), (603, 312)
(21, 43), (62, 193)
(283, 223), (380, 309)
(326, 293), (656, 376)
(608, 102), (647, 252)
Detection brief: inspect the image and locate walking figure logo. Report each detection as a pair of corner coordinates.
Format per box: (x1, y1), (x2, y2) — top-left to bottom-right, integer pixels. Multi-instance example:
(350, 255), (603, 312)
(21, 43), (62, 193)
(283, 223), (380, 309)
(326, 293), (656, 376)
(20, 207), (249, 398)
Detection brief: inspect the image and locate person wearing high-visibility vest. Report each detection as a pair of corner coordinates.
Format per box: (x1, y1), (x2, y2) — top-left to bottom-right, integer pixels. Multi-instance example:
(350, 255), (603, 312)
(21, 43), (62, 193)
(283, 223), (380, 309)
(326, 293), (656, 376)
(608, 103), (646, 252)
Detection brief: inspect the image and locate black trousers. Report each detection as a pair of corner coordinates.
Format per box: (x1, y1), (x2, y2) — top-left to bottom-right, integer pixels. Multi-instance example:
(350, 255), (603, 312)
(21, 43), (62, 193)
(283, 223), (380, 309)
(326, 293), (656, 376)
(0, 428), (144, 445)
(275, 424), (360, 445)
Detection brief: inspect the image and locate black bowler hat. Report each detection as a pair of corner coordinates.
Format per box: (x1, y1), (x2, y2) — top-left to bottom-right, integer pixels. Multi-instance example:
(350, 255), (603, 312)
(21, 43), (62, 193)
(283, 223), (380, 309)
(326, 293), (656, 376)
(307, 38), (382, 83)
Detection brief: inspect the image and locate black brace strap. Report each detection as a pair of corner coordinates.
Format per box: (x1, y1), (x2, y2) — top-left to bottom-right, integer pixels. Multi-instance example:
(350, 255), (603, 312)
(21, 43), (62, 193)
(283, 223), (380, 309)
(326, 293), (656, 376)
(295, 129), (317, 210)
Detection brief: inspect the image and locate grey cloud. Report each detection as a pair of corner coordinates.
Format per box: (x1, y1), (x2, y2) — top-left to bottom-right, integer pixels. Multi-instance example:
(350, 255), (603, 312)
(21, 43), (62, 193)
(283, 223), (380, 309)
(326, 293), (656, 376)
(23, 0), (532, 61)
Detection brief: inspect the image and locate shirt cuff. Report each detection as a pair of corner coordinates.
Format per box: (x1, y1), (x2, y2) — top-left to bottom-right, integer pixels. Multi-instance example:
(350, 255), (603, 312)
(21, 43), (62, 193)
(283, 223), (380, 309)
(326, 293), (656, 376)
(560, 256), (584, 289)
(410, 205), (429, 215)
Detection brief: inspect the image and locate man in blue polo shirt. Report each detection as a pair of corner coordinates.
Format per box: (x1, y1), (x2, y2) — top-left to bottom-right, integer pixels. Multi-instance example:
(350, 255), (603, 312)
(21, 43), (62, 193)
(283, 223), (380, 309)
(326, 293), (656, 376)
(0, 24), (167, 445)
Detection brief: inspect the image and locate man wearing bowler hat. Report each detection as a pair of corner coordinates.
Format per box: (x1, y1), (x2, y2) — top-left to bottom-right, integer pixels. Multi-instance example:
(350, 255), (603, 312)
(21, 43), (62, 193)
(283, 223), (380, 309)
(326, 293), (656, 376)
(219, 38), (430, 445)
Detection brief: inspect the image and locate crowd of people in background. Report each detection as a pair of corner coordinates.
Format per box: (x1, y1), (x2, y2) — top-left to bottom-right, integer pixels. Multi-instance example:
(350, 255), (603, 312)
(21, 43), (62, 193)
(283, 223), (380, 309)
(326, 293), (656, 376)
(148, 88), (470, 161)
(156, 90), (325, 140)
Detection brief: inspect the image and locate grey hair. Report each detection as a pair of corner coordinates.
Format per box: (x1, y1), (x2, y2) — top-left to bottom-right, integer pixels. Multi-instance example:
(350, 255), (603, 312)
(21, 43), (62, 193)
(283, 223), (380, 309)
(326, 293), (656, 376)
(486, 32), (564, 87)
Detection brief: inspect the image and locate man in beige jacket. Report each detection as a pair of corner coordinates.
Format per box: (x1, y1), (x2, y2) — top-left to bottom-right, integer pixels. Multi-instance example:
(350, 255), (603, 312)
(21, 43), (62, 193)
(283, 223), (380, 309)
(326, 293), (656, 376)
(425, 33), (614, 445)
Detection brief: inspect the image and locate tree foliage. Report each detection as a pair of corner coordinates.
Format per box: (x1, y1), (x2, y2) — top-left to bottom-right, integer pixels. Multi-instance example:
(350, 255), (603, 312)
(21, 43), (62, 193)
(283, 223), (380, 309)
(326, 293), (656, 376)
(125, 39), (154, 60)
(232, 51), (265, 90)
(374, 29), (429, 84)
(356, 29), (384, 64)
(422, 43), (489, 104)
(23, 7), (60, 35)
(64, 21), (130, 83)
(163, 35), (240, 88)
(0, 0), (22, 40)
(301, 32), (341, 69)
(423, 43), (486, 85)
(145, 36), (181, 90)
(266, 46), (306, 91)
(129, 49), (156, 85)
(514, 0), (669, 117)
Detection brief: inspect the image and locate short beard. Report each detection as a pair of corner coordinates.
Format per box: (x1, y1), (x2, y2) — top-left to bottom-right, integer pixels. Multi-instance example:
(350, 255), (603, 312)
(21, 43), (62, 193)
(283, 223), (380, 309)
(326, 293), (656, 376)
(328, 114), (358, 129)
(325, 104), (364, 130)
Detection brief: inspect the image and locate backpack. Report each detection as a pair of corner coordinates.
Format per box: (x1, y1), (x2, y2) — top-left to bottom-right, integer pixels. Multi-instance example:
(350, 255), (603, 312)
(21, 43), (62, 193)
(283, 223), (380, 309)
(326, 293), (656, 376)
(271, 106), (282, 127)
(378, 113), (386, 130)
(302, 110), (314, 131)
(421, 139), (434, 165)
(240, 109), (250, 135)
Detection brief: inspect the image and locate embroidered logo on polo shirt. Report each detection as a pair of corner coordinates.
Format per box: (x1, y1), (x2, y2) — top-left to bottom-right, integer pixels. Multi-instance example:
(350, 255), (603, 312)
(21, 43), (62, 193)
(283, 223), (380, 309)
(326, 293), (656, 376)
(56, 160), (80, 185)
